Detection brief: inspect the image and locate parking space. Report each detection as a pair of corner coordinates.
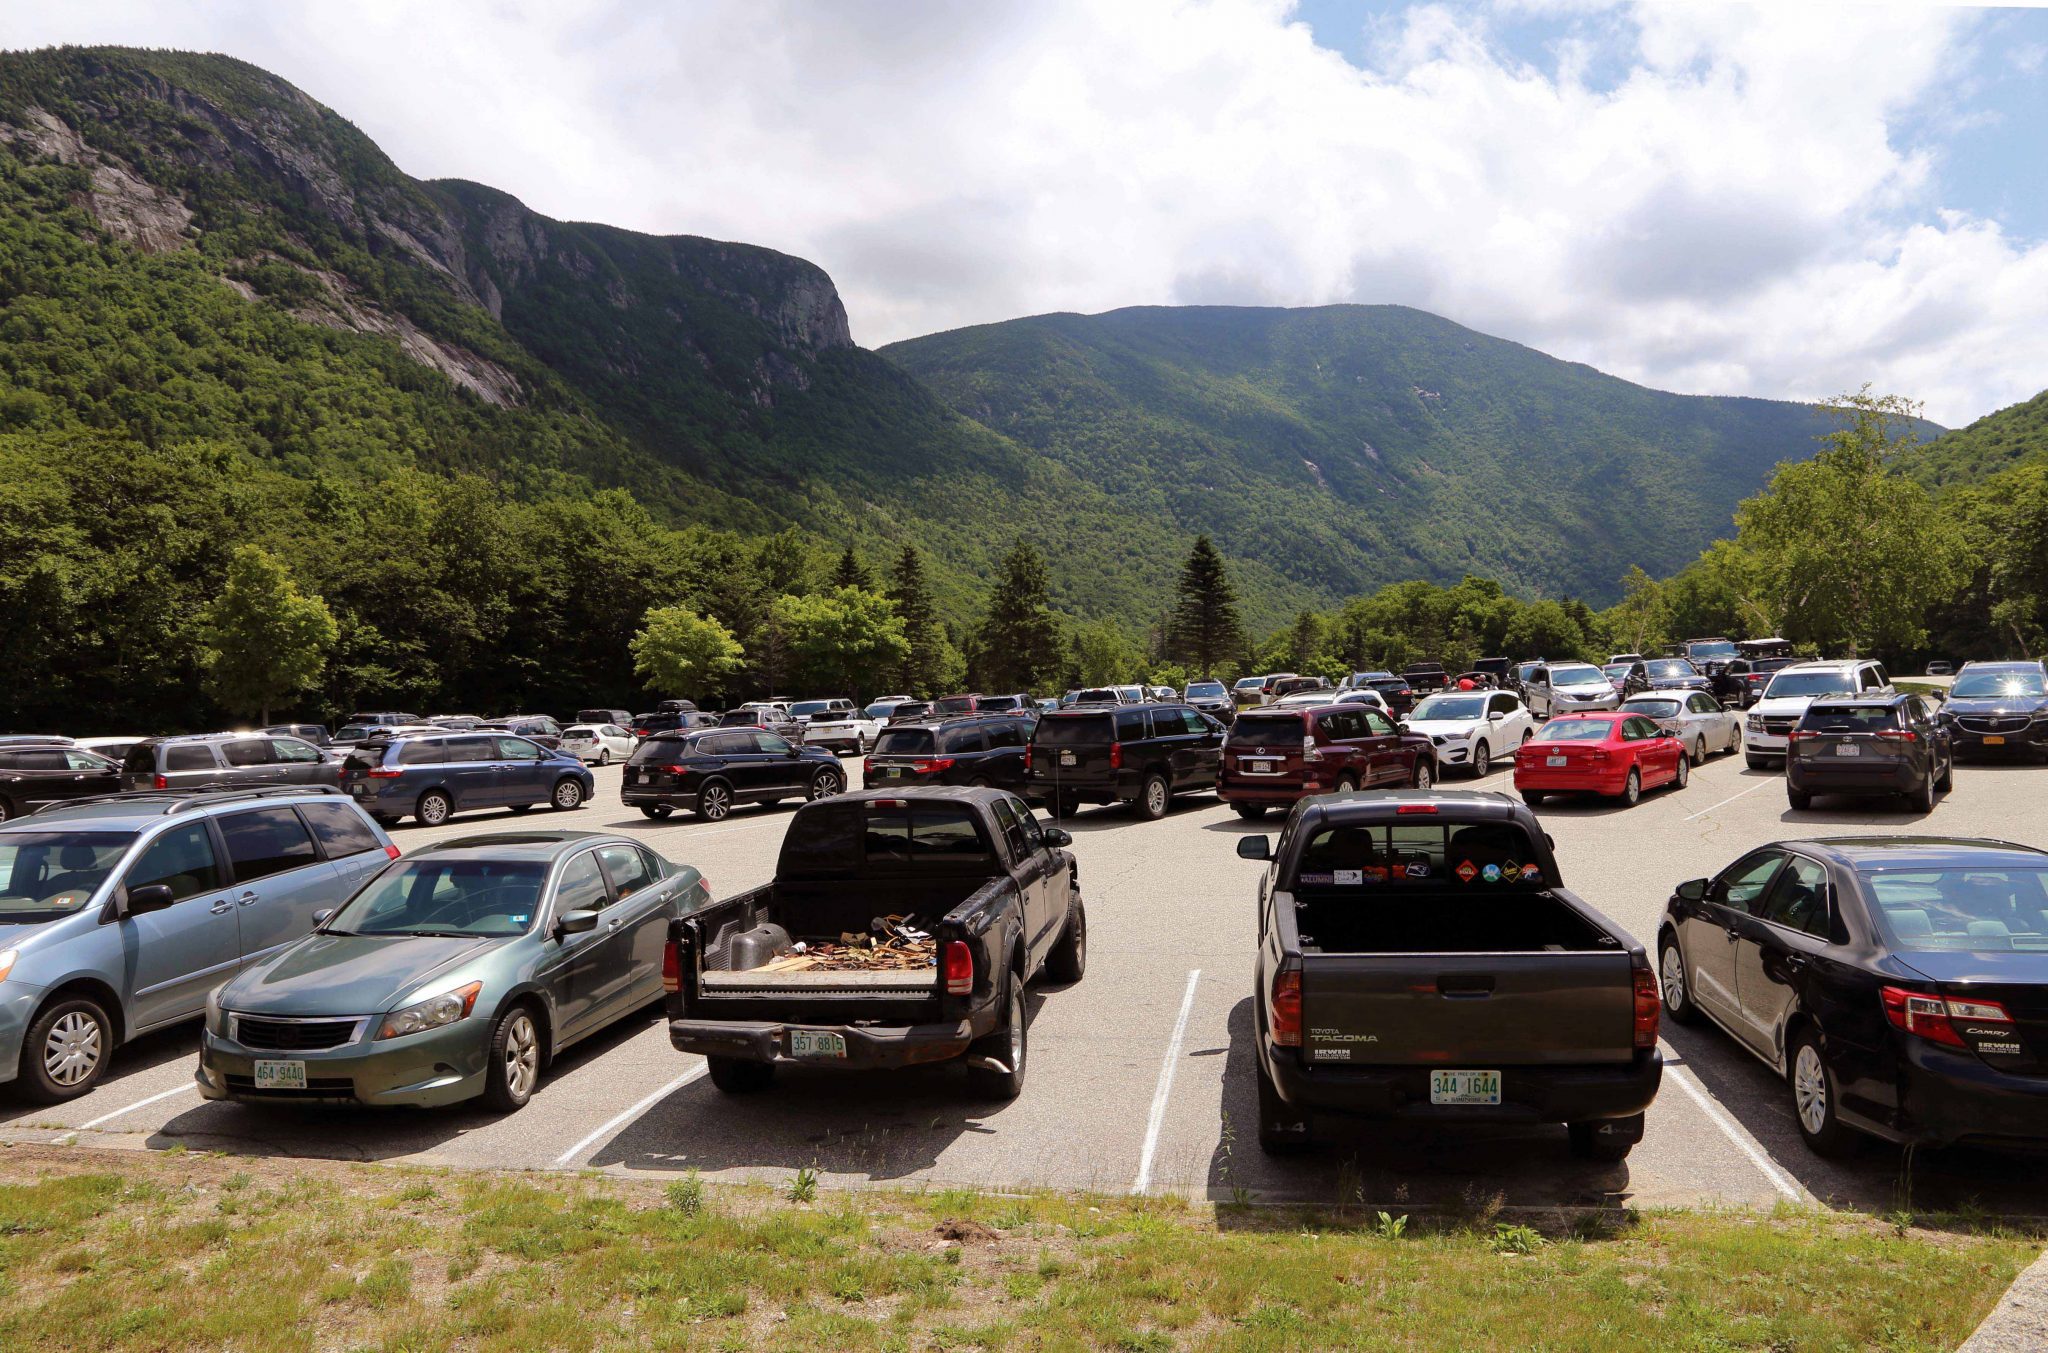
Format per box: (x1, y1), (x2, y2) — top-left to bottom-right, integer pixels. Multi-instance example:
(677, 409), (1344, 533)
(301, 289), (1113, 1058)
(10, 752), (2048, 1214)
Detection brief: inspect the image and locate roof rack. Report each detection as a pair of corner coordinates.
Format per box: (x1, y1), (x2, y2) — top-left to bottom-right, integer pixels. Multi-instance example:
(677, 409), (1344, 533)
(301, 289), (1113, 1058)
(30, 785), (345, 817)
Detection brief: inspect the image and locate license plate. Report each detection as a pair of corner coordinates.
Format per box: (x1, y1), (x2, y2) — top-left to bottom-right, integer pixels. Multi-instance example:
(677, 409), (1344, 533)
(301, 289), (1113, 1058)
(1546, 755), (1567, 767)
(1059, 750), (1077, 767)
(1243, 758), (1278, 773)
(1986, 735), (2007, 746)
(788, 1030), (846, 1059)
(349, 783), (365, 795)
(878, 766), (906, 779)
(1429, 1069), (1501, 1105)
(253, 1059), (307, 1091)
(1834, 743), (1860, 756)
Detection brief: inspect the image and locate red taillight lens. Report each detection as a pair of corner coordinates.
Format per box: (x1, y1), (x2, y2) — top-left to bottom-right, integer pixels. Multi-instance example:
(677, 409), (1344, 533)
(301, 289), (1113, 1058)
(382, 844), (401, 860)
(1877, 729), (1918, 742)
(1588, 749), (1609, 762)
(862, 757), (873, 777)
(1270, 968), (1303, 1047)
(664, 764), (691, 776)
(366, 767), (403, 779)
(943, 941), (973, 995)
(153, 774), (168, 790)
(662, 940), (682, 993)
(1024, 744), (1032, 771)
(1396, 803), (1437, 814)
(1633, 965), (1660, 1049)
(911, 757), (956, 774)
(1109, 742), (1123, 770)
(1881, 986), (2010, 1047)
(1787, 730), (1818, 742)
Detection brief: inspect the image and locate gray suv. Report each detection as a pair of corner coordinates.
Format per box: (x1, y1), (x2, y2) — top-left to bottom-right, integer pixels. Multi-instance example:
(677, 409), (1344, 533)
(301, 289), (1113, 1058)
(0, 788), (395, 1100)
(120, 733), (338, 794)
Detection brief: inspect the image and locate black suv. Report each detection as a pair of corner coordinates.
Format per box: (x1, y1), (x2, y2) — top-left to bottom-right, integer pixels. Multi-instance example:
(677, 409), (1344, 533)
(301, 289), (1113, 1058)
(1940, 661), (2048, 759)
(1026, 702), (1224, 820)
(622, 727), (844, 821)
(1787, 694), (1953, 812)
(0, 741), (118, 820)
(864, 715), (1033, 794)
(120, 733), (338, 794)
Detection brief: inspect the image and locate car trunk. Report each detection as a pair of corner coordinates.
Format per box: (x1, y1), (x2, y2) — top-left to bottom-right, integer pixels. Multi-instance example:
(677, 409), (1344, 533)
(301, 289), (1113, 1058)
(1227, 712), (1308, 781)
(1791, 709), (1912, 774)
(1032, 712), (1119, 782)
(1895, 951), (2048, 1076)
(867, 728), (948, 785)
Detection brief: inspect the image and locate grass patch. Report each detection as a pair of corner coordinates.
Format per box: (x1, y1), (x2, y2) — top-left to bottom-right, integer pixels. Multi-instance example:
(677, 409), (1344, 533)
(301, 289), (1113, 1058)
(0, 1146), (2031, 1351)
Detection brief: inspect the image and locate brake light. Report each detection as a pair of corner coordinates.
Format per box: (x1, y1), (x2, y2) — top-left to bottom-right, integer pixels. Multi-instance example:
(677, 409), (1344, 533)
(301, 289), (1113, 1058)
(1302, 735), (1323, 763)
(1881, 986), (2011, 1047)
(1024, 744), (1032, 771)
(153, 774), (167, 790)
(662, 940), (682, 993)
(366, 767), (403, 778)
(382, 844), (401, 860)
(1110, 742), (1123, 770)
(664, 764), (691, 776)
(1877, 729), (1919, 742)
(1588, 749), (1609, 762)
(1396, 803), (1437, 814)
(862, 757), (872, 777)
(1787, 730), (1818, 742)
(911, 757), (956, 774)
(1633, 964), (1660, 1049)
(1270, 967), (1303, 1047)
(943, 941), (973, 995)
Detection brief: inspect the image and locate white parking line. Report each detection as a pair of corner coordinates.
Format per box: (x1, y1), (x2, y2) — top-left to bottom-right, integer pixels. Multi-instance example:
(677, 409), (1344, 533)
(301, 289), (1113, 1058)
(1663, 1057), (1807, 1203)
(1683, 777), (1774, 822)
(1130, 968), (1200, 1195)
(551, 1064), (707, 1168)
(77, 1083), (197, 1132)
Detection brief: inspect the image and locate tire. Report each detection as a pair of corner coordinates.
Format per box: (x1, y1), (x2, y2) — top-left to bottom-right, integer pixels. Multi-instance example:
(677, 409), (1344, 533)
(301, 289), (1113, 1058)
(1470, 741), (1491, 778)
(707, 1056), (775, 1094)
(1045, 893), (1087, 983)
(1051, 793), (1080, 820)
(0, 797), (12, 824)
(1522, 791), (1546, 806)
(1135, 772), (1170, 821)
(969, 777), (992, 789)
(1257, 1058), (1310, 1155)
(551, 777), (585, 811)
(1335, 773), (1359, 793)
(1232, 803), (1268, 820)
(1620, 768), (1641, 806)
(481, 1003), (541, 1113)
(1911, 772), (1936, 815)
(508, 804), (534, 816)
(17, 994), (114, 1103)
(1937, 752), (1954, 792)
(1412, 760), (1434, 790)
(1672, 755), (1689, 791)
(597, 749), (611, 766)
(1689, 737), (1705, 767)
(695, 779), (733, 822)
(1659, 935), (1704, 1026)
(639, 804), (673, 820)
(809, 767), (843, 801)
(1788, 1027), (1860, 1159)
(1568, 1117), (1639, 1162)
(966, 975), (1028, 1100)
(1745, 753), (1772, 771)
(1788, 789), (1812, 811)
(416, 789), (453, 827)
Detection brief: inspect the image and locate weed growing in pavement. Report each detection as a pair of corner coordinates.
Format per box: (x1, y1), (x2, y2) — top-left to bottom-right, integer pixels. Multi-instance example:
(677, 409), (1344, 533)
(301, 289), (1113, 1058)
(665, 1171), (703, 1217)
(1215, 1111), (1255, 1207)
(1335, 1156), (1365, 1214)
(788, 1165), (819, 1204)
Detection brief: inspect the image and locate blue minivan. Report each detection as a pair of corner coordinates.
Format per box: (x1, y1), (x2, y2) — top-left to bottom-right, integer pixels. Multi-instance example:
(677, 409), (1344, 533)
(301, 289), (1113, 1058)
(338, 732), (594, 827)
(0, 787), (395, 1100)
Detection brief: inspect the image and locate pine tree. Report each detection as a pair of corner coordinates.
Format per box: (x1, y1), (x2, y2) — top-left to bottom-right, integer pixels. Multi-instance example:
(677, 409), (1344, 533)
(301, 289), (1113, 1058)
(974, 543), (1065, 693)
(1166, 536), (1243, 676)
(888, 544), (946, 694)
(831, 546), (874, 591)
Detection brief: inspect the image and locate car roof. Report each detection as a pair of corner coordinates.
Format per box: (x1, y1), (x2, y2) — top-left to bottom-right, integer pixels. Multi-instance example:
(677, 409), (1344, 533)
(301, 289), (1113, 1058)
(5, 786), (354, 831)
(1791, 836), (2048, 871)
(1807, 692), (1909, 707)
(410, 830), (616, 862)
(1779, 659), (1866, 672)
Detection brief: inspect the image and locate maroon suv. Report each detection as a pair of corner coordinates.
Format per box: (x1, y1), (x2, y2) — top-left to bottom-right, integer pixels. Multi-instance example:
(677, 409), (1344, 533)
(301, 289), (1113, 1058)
(1219, 704), (1436, 819)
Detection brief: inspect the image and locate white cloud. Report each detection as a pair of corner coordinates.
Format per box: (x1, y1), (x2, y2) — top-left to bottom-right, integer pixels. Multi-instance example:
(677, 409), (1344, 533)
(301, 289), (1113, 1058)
(2, 0), (2044, 425)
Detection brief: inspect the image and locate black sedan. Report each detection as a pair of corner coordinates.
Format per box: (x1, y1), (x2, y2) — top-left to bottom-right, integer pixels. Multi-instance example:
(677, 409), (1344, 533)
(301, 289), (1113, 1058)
(1659, 836), (2048, 1157)
(621, 727), (843, 821)
(1940, 662), (2048, 759)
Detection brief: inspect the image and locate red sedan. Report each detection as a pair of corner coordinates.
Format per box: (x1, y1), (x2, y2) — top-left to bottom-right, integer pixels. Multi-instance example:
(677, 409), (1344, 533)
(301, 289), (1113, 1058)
(1513, 712), (1688, 806)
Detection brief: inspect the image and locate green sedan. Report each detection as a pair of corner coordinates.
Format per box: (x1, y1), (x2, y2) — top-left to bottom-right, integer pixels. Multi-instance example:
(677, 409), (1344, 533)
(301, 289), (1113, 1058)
(196, 831), (704, 1111)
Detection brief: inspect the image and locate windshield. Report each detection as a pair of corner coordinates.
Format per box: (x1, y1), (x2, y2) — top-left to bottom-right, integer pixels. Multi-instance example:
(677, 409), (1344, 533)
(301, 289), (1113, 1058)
(863, 702), (898, 719)
(1536, 718), (1616, 742)
(1687, 641), (1738, 660)
(1234, 678), (1263, 691)
(1764, 671), (1855, 699)
(1228, 713), (1304, 744)
(0, 832), (136, 920)
(1865, 868), (2048, 953)
(1410, 695), (1486, 721)
(1034, 715), (1113, 746)
(1602, 665), (1633, 679)
(335, 725), (376, 742)
(1186, 681), (1226, 698)
(1624, 699), (1683, 718)
(1646, 659), (1697, 679)
(1951, 672), (2048, 699)
(1552, 665), (1607, 688)
(628, 737), (688, 765)
(790, 701), (833, 718)
(329, 858), (546, 937)
(872, 728), (936, 755)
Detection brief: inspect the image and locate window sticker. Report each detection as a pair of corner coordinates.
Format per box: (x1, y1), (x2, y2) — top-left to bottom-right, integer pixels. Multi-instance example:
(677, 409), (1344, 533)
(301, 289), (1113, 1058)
(1481, 863), (1503, 883)
(1298, 872), (1334, 885)
(1397, 862), (1431, 880)
(1455, 860), (1478, 883)
(1334, 869), (1363, 886)
(1518, 863), (1544, 882)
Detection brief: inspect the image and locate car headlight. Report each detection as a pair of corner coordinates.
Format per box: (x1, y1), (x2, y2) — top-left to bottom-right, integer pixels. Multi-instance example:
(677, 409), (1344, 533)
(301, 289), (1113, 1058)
(0, 948), (16, 983)
(1746, 714), (1763, 730)
(377, 981), (483, 1040)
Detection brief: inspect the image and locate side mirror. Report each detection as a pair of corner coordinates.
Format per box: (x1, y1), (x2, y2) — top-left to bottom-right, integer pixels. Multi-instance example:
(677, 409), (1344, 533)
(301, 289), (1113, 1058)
(1675, 878), (1708, 903)
(125, 883), (176, 916)
(1236, 835), (1273, 861)
(1043, 827), (1072, 848)
(312, 908), (335, 928)
(1488, 711), (1502, 720)
(785, 746), (802, 758)
(558, 909), (601, 936)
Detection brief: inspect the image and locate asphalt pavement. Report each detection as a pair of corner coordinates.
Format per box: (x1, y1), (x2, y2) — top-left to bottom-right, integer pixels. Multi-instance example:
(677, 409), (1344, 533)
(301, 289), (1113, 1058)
(8, 734), (2048, 1217)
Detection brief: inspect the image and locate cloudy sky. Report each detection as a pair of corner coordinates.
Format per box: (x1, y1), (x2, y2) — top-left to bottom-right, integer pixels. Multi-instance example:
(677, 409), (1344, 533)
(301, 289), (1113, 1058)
(5, 0), (2046, 427)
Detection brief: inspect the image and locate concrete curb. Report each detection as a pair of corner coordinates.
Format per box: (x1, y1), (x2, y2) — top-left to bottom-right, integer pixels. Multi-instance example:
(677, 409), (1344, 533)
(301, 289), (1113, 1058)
(1962, 1249), (2048, 1352)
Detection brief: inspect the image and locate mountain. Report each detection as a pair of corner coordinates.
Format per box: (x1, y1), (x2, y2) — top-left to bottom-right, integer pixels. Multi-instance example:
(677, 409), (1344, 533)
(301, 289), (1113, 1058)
(882, 306), (1869, 607)
(1897, 387), (2048, 491)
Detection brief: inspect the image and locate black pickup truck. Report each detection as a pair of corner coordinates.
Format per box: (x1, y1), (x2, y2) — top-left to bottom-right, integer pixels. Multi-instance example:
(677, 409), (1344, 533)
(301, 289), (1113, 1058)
(665, 787), (1085, 1098)
(1239, 791), (1661, 1159)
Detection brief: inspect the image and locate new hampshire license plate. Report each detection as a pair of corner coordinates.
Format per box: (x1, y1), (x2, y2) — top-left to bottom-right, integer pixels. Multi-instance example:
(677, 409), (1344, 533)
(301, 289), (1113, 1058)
(788, 1030), (846, 1059)
(1428, 1069), (1501, 1105)
(253, 1059), (306, 1091)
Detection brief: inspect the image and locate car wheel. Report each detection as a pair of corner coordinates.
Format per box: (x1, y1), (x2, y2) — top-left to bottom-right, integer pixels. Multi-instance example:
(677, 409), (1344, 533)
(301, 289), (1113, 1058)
(481, 1003), (541, 1113)
(1412, 760), (1434, 790)
(1620, 768), (1641, 806)
(416, 790), (453, 826)
(1335, 772), (1359, 792)
(1659, 936), (1704, 1026)
(1045, 893), (1087, 983)
(18, 995), (114, 1103)
(551, 777), (585, 811)
(597, 749), (611, 766)
(707, 1056), (775, 1093)
(1257, 1057), (1311, 1155)
(1522, 790), (1546, 806)
(1136, 772), (1170, 821)
(1232, 803), (1268, 820)
(507, 804), (534, 815)
(0, 797), (12, 824)
(1789, 1027), (1859, 1158)
(809, 767), (843, 800)
(639, 804), (673, 820)
(1672, 755), (1689, 791)
(695, 780), (733, 821)
(966, 975), (1028, 1100)
(1788, 788), (1812, 811)
(1689, 737), (1705, 767)
(1470, 741), (1491, 778)
(969, 776), (992, 789)
(1911, 772), (1936, 815)
(1937, 752), (1954, 791)
(1567, 1116), (1639, 1162)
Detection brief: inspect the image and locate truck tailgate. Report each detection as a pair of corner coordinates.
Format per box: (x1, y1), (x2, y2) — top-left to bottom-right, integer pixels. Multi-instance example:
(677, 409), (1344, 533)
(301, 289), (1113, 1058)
(1301, 951), (1637, 1066)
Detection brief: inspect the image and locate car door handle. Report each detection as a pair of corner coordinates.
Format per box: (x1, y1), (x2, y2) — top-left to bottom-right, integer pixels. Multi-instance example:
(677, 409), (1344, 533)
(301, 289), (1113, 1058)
(1783, 954), (1808, 973)
(607, 918), (623, 931)
(211, 900), (234, 915)
(237, 891), (259, 907)
(1724, 925), (1743, 942)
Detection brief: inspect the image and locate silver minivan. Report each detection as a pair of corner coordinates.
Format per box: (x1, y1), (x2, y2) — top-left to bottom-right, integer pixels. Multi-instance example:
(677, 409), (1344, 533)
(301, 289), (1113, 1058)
(120, 733), (338, 794)
(0, 787), (394, 1101)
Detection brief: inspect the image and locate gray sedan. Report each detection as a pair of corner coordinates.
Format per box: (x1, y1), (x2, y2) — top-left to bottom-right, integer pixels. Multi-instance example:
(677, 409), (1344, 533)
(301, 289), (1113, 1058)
(1620, 692), (1741, 765)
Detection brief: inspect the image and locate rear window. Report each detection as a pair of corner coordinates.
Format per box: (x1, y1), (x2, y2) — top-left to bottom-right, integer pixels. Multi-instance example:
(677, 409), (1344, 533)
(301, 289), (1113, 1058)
(1645, 660), (1696, 679)
(1864, 868), (2048, 952)
(933, 697), (975, 714)
(628, 735), (690, 765)
(1291, 821), (1554, 889)
(791, 701), (833, 718)
(862, 803), (990, 862)
(873, 728), (936, 756)
(1034, 715), (1114, 747)
(1800, 705), (1898, 733)
(563, 726), (600, 738)
(1536, 718), (1616, 742)
(300, 802), (383, 859)
(1229, 712), (1303, 744)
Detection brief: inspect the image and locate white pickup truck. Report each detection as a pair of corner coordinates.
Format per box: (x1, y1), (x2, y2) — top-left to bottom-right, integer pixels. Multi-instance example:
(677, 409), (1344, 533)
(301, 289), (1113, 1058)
(791, 698), (880, 756)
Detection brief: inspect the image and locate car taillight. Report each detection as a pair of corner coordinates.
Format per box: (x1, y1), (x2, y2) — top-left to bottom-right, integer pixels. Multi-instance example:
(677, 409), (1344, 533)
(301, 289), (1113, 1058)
(1881, 986), (2012, 1048)
(1270, 967), (1303, 1047)
(1787, 730), (1818, 741)
(1876, 729), (1918, 742)
(1302, 735), (1323, 763)
(1109, 742), (1123, 769)
(1024, 744), (1032, 771)
(1396, 803), (1437, 814)
(366, 767), (403, 778)
(662, 940), (682, 993)
(862, 757), (873, 777)
(153, 774), (168, 790)
(911, 757), (956, 774)
(1633, 964), (1660, 1049)
(943, 941), (973, 995)
(665, 764), (691, 776)
(382, 844), (401, 860)
(1588, 749), (1609, 762)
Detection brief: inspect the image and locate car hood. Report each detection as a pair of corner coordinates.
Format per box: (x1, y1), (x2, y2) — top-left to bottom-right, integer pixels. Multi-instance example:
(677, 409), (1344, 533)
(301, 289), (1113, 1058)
(1891, 949), (2048, 986)
(1750, 694), (1829, 715)
(1405, 718), (1483, 739)
(222, 933), (507, 1016)
(1943, 697), (2048, 717)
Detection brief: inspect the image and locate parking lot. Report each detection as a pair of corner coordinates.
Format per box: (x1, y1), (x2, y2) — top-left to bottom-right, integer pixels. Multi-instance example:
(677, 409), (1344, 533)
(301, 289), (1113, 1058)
(6, 748), (2047, 1215)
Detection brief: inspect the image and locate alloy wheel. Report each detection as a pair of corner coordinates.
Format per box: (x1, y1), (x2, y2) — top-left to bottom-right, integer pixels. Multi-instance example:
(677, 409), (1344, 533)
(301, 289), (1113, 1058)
(419, 792), (450, 826)
(1414, 762), (1433, 790)
(44, 1011), (102, 1088)
(811, 770), (842, 800)
(1146, 779), (1168, 816)
(701, 785), (731, 820)
(553, 779), (583, 810)
(1660, 945), (1687, 1013)
(502, 1012), (539, 1100)
(1472, 742), (1490, 776)
(1793, 1044), (1829, 1136)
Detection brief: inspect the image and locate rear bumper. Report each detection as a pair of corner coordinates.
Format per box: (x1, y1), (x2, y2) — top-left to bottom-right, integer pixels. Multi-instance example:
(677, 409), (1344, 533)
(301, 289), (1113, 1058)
(1026, 771), (1134, 804)
(622, 784), (700, 809)
(1265, 1047), (1662, 1127)
(1785, 757), (1919, 794)
(1855, 1041), (2048, 1148)
(1512, 765), (1628, 796)
(669, 1015), (989, 1070)
(1220, 771), (1339, 805)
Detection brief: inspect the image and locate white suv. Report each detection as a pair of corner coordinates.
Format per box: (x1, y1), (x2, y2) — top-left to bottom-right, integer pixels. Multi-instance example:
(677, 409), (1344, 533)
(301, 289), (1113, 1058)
(1743, 659), (1892, 768)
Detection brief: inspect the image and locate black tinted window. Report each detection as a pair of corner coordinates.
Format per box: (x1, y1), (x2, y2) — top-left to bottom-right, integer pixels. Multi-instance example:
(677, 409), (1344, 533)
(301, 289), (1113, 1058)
(1801, 705), (1896, 734)
(1760, 857), (1830, 937)
(1035, 716), (1113, 747)
(2, 749), (67, 772)
(1229, 713), (1304, 744)
(629, 736), (688, 765)
(124, 823), (223, 901)
(872, 728), (936, 756)
(122, 745), (156, 774)
(219, 807), (320, 883)
(1115, 710), (1148, 741)
(165, 745), (217, 772)
(299, 802), (383, 858)
(398, 739), (449, 765)
(941, 727), (988, 754)
(221, 739), (273, 767)
(986, 721), (1025, 749)
(860, 803), (991, 862)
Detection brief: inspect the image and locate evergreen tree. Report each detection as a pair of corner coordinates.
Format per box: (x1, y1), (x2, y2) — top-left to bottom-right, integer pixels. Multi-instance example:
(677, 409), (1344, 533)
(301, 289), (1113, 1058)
(197, 545), (339, 724)
(831, 546), (875, 591)
(888, 544), (946, 694)
(974, 544), (1065, 692)
(1166, 536), (1243, 676)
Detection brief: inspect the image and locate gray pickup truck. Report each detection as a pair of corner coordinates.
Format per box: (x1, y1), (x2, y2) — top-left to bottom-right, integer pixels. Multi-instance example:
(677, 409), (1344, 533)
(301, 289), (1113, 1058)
(1239, 790), (1661, 1159)
(665, 787), (1084, 1099)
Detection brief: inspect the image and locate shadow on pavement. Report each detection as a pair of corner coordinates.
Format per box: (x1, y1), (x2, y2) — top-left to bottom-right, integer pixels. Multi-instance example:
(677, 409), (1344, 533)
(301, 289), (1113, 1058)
(0, 1021), (204, 1131)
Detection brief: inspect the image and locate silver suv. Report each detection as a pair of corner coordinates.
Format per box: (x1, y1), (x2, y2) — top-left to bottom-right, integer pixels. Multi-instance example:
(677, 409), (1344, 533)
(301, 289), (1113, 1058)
(0, 787), (394, 1101)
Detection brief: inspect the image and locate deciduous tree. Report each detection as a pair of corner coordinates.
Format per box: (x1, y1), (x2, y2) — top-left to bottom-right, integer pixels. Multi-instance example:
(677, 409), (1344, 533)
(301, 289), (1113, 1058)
(631, 605), (744, 702)
(198, 545), (338, 724)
